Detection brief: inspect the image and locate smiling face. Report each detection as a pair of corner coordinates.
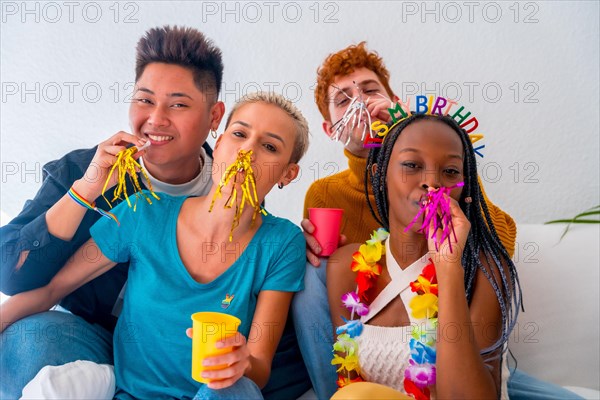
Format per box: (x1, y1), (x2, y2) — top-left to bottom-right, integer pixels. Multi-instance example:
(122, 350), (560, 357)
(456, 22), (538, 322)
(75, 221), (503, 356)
(324, 67), (392, 156)
(213, 101), (300, 201)
(129, 62), (223, 183)
(385, 118), (465, 232)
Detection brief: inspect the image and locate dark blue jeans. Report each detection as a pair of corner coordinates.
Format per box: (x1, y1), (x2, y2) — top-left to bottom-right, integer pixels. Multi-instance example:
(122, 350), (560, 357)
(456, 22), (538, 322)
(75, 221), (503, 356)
(1, 309), (307, 400)
(1, 310), (113, 399)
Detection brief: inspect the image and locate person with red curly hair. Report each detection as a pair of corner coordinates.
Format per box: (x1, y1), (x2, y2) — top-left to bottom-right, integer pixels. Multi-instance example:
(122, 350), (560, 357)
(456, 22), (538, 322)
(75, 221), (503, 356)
(305, 42), (397, 262)
(292, 43), (401, 399)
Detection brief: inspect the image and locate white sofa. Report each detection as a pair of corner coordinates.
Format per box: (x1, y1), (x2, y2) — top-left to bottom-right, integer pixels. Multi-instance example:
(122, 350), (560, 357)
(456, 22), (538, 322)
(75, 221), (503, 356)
(300, 223), (600, 399)
(508, 224), (599, 397)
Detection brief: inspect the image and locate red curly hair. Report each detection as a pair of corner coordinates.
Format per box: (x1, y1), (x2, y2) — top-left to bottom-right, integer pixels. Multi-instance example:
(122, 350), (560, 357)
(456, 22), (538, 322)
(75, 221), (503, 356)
(315, 42), (395, 121)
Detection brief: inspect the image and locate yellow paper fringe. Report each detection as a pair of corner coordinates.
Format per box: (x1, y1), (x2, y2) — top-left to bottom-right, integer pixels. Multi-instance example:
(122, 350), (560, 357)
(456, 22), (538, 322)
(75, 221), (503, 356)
(209, 150), (267, 241)
(102, 146), (160, 211)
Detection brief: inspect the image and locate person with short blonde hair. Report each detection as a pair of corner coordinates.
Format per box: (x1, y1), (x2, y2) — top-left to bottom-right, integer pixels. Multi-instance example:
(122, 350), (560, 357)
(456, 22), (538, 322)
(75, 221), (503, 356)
(1, 92), (310, 399)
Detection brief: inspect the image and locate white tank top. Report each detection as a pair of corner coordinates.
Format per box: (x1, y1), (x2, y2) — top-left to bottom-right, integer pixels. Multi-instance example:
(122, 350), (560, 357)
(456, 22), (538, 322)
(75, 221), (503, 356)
(354, 238), (509, 398)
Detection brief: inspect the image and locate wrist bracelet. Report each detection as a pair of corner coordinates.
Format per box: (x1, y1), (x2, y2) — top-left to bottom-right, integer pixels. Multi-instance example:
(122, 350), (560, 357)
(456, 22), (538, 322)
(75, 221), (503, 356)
(68, 187), (120, 225)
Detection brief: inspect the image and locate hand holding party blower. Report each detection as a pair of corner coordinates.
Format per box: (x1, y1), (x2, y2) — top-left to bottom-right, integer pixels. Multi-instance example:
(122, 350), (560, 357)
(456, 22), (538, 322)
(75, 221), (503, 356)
(405, 182), (465, 253)
(102, 141), (160, 216)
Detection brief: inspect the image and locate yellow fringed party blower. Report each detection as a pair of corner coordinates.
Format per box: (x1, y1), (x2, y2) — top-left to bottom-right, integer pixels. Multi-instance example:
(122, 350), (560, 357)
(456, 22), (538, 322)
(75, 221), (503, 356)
(209, 149), (267, 241)
(102, 141), (160, 212)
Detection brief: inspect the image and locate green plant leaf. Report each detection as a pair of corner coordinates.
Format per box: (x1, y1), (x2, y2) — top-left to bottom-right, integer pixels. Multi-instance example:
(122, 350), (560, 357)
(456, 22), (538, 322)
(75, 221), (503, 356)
(544, 205), (600, 242)
(546, 219), (599, 224)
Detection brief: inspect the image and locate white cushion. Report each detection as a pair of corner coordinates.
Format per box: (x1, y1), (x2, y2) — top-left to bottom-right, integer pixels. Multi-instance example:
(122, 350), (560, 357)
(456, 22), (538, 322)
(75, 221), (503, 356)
(563, 386), (600, 400)
(21, 360), (115, 400)
(297, 388), (317, 400)
(509, 224), (600, 390)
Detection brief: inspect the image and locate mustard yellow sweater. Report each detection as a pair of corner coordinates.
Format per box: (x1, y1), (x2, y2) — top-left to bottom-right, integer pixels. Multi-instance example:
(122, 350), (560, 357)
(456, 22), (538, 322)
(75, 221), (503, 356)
(303, 149), (516, 257)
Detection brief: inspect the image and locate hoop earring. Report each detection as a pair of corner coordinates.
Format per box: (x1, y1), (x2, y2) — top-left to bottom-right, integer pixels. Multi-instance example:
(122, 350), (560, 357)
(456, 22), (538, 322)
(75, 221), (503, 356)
(211, 129), (217, 139)
(278, 183), (284, 189)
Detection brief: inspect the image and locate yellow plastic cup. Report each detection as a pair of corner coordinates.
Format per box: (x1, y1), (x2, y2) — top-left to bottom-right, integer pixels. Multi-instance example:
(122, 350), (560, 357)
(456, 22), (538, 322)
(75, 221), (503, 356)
(191, 312), (241, 383)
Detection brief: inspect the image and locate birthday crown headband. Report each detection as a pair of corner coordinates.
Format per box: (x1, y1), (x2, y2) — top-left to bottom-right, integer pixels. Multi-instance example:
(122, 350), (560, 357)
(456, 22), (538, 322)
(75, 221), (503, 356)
(363, 95), (485, 157)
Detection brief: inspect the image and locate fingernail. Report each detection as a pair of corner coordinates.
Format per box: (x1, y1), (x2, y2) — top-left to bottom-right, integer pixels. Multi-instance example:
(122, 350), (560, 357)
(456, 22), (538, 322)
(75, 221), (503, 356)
(203, 360), (212, 366)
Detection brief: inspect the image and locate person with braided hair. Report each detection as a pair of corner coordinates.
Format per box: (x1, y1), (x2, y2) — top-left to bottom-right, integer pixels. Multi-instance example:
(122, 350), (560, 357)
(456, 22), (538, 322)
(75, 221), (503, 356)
(294, 43), (583, 400)
(292, 43), (516, 399)
(327, 112), (521, 398)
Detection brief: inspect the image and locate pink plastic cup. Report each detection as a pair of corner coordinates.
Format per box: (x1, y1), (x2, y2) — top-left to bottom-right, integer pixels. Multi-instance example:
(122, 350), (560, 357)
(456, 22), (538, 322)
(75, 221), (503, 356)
(308, 208), (344, 256)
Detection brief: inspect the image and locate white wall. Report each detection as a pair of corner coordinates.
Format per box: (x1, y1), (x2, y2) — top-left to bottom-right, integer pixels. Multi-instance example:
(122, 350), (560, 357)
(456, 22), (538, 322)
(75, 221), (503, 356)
(1, 0), (599, 226)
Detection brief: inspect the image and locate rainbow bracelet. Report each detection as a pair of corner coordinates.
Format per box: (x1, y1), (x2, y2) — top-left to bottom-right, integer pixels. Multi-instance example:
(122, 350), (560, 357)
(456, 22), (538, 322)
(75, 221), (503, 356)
(68, 187), (120, 226)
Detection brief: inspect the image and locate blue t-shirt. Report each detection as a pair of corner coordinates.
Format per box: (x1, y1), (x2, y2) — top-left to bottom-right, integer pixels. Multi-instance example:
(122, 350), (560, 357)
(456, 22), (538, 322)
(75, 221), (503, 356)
(90, 193), (305, 399)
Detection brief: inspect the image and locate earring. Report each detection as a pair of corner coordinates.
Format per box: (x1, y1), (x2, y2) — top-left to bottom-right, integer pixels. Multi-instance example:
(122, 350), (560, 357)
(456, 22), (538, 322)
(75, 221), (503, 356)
(278, 183), (284, 189)
(464, 197), (472, 203)
(211, 129), (217, 139)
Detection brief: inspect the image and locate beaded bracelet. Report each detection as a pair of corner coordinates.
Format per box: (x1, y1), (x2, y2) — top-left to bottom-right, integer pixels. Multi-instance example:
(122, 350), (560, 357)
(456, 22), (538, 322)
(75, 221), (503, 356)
(68, 187), (120, 225)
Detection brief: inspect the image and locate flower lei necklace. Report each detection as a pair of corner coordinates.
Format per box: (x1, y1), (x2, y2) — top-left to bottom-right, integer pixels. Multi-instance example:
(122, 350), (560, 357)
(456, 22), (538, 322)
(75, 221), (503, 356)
(332, 184), (463, 399)
(331, 229), (438, 399)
